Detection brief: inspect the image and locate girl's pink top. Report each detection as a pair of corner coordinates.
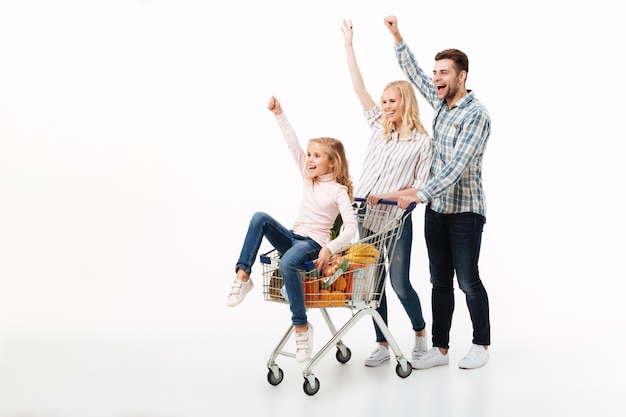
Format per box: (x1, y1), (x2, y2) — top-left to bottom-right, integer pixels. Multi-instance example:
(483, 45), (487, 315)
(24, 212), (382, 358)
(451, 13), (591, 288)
(276, 113), (357, 254)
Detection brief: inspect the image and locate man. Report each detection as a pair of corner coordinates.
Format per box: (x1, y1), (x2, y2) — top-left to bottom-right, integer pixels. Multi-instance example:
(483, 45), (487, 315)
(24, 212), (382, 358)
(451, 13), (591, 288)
(386, 15), (492, 370)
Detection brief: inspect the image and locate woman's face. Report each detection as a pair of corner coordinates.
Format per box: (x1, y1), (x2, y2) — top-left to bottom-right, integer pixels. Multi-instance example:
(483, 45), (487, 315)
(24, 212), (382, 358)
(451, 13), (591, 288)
(381, 87), (404, 125)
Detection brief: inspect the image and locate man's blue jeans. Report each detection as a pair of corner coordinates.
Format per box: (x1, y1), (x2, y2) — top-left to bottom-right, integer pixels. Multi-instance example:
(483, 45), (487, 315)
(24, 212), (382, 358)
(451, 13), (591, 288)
(424, 206), (490, 349)
(236, 212), (321, 326)
(372, 213), (427, 342)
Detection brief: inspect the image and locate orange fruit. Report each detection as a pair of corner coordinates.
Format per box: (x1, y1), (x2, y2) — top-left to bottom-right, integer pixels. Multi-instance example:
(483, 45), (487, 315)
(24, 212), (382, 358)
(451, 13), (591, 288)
(317, 289), (331, 308)
(330, 291), (346, 307)
(304, 279), (319, 307)
(332, 276), (348, 292)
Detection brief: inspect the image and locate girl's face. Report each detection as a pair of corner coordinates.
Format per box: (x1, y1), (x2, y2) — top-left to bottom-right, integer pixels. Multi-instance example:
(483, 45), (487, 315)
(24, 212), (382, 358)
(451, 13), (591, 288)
(306, 142), (334, 178)
(382, 87), (404, 125)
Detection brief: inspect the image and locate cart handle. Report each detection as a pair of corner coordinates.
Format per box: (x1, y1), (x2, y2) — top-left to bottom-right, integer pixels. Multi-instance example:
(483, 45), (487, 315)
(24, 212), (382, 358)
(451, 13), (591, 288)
(354, 197), (416, 214)
(259, 198), (416, 266)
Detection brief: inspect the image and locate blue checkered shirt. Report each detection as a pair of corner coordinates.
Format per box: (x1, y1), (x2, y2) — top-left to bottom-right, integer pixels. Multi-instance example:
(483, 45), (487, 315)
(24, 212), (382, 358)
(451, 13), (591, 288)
(395, 41), (491, 216)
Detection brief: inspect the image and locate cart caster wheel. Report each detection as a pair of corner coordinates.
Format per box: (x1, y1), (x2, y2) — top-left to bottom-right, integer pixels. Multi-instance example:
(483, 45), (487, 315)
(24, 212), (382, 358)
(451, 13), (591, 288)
(335, 346), (352, 363)
(267, 367), (284, 385)
(396, 361), (412, 378)
(303, 377), (320, 396)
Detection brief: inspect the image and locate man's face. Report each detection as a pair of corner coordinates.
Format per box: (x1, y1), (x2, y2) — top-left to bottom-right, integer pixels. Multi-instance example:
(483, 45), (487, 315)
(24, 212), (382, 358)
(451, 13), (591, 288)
(433, 58), (465, 103)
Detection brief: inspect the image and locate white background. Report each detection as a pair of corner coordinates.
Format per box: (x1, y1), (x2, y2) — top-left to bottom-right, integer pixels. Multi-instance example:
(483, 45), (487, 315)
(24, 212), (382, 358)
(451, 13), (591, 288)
(0, 1), (624, 416)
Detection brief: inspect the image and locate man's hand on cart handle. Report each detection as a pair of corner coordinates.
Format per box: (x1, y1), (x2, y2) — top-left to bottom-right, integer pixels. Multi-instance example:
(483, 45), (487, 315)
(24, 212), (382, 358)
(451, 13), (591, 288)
(314, 246), (332, 273)
(354, 196), (416, 213)
(398, 194), (421, 209)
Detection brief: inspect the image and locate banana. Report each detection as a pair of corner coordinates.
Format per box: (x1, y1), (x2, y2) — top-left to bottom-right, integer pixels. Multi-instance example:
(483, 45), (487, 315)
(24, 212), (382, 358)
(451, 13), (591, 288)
(345, 253), (377, 264)
(345, 243), (379, 259)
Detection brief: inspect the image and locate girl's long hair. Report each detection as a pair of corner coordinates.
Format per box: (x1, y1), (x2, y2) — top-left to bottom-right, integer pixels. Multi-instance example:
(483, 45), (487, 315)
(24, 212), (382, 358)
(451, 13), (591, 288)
(380, 80), (429, 139)
(308, 137), (354, 200)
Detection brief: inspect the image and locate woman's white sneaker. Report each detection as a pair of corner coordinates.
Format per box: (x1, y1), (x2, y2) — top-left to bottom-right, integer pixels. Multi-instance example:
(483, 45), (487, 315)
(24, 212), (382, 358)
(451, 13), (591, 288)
(364, 345), (390, 367)
(458, 344), (489, 369)
(411, 347), (449, 370)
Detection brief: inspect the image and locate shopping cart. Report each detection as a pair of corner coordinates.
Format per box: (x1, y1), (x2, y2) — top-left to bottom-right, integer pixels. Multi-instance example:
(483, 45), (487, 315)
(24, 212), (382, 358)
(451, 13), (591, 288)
(260, 198), (416, 395)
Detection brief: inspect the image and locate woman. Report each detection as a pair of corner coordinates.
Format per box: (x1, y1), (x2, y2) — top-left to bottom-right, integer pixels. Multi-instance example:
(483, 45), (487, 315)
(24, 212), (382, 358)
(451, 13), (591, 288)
(342, 19), (433, 367)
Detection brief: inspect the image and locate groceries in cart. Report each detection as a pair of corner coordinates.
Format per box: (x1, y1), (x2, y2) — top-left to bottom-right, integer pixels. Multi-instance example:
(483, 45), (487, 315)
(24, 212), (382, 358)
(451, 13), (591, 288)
(262, 242), (382, 308)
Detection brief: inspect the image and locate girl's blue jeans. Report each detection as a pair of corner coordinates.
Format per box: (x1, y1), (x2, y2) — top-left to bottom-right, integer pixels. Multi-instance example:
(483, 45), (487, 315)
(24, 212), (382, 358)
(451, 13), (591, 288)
(236, 212), (321, 326)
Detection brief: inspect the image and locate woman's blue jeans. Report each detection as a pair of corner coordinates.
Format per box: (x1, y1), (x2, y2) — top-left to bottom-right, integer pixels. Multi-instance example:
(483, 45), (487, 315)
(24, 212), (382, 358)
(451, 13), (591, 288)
(372, 213), (427, 342)
(424, 206), (490, 349)
(236, 212), (321, 326)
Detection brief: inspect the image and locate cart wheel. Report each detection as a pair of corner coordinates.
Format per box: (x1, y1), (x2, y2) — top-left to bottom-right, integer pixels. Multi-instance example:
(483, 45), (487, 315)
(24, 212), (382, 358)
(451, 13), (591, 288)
(395, 361), (412, 378)
(303, 377), (320, 396)
(267, 367), (284, 385)
(335, 346), (352, 363)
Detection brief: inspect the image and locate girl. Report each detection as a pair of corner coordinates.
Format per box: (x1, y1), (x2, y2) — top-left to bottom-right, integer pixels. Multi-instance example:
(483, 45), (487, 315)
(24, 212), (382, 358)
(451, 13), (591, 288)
(226, 96), (357, 362)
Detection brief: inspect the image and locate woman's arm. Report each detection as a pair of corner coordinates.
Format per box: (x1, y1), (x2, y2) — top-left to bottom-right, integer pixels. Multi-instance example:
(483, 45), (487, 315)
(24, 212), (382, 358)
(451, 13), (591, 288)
(342, 19), (376, 112)
(366, 188), (419, 206)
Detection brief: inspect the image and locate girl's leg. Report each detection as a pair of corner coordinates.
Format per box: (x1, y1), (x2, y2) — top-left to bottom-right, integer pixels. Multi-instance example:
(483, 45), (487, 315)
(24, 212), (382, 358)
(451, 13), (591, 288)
(235, 212), (293, 277)
(279, 236), (321, 362)
(227, 212), (293, 307)
(279, 237), (321, 327)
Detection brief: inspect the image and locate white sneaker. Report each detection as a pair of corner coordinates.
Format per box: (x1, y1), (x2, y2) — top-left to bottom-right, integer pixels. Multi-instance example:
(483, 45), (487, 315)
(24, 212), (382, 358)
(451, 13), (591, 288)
(412, 335), (428, 360)
(226, 279), (253, 307)
(364, 345), (390, 367)
(295, 323), (314, 362)
(411, 347), (449, 370)
(458, 344), (489, 369)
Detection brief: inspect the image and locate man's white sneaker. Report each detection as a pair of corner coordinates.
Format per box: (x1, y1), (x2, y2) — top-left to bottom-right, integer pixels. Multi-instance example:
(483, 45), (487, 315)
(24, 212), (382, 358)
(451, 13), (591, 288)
(226, 279), (254, 307)
(364, 345), (390, 367)
(411, 347), (449, 370)
(458, 344), (489, 369)
(412, 335), (428, 360)
(295, 323), (314, 362)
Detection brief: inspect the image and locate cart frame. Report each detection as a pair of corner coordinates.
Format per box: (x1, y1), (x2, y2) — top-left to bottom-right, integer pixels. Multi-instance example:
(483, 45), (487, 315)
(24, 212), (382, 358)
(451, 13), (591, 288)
(260, 198), (416, 395)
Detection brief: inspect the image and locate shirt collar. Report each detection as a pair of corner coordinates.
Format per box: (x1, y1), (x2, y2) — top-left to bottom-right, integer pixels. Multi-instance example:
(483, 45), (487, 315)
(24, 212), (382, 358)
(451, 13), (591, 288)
(446, 90), (474, 110)
(392, 129), (416, 142)
(317, 173), (334, 182)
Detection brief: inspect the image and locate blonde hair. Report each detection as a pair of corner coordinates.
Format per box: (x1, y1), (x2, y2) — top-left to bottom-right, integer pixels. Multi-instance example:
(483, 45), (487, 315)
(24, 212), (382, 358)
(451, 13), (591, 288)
(380, 80), (428, 139)
(308, 137), (354, 200)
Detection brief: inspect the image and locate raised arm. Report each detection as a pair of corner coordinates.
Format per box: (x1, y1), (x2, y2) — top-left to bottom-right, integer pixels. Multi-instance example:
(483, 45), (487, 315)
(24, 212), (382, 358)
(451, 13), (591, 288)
(384, 15), (403, 45)
(268, 96), (307, 174)
(384, 16), (437, 106)
(341, 19), (376, 112)
(267, 95), (283, 116)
